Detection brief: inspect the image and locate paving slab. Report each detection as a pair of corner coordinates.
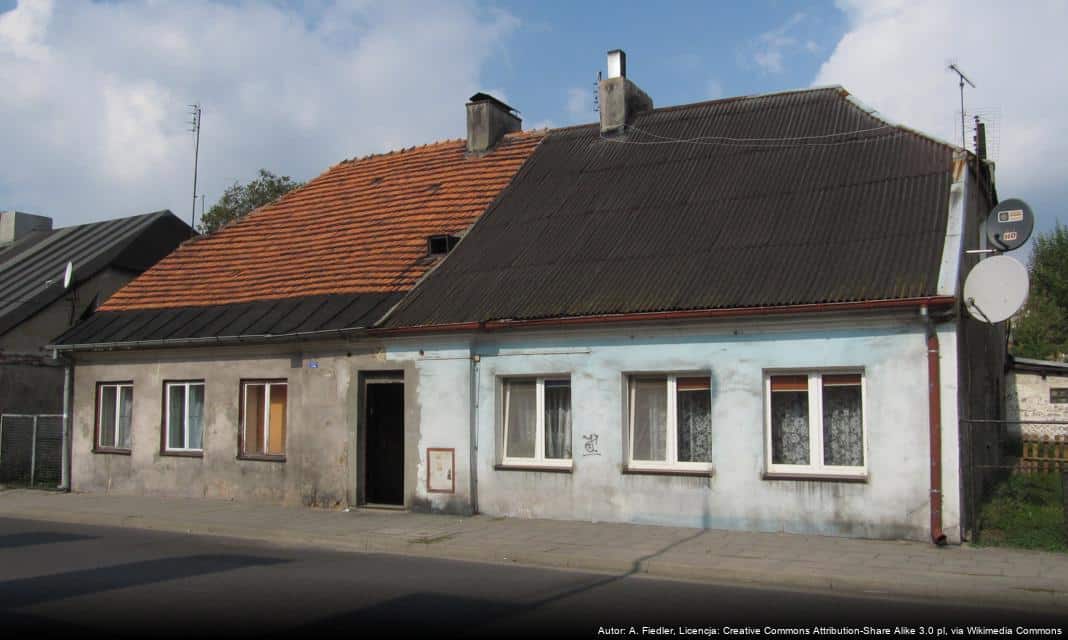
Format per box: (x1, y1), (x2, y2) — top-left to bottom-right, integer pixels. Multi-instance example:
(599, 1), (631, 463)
(0, 488), (1065, 615)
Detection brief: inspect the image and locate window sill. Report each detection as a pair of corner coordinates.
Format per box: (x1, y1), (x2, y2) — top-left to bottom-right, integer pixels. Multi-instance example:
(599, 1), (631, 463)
(623, 466), (714, 478)
(161, 450), (203, 459)
(494, 463), (572, 474)
(762, 472), (868, 483)
(237, 454), (286, 463)
(93, 448), (131, 456)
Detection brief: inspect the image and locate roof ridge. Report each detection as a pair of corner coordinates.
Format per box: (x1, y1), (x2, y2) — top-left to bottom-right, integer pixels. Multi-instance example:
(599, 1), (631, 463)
(548, 86), (848, 132)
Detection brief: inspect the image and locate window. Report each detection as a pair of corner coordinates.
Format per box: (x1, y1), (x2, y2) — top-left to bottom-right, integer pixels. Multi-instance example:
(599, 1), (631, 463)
(164, 381), (205, 454)
(627, 375), (712, 472)
(1051, 388), (1068, 404)
(501, 377), (571, 468)
(240, 380), (287, 459)
(96, 382), (133, 452)
(765, 372), (866, 478)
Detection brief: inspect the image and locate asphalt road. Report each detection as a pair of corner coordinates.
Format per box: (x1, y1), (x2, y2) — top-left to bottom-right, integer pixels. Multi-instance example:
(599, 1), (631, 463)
(0, 517), (1064, 638)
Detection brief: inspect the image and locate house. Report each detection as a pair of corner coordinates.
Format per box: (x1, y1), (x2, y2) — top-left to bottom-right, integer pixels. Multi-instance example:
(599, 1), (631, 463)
(0, 209), (194, 486)
(1005, 356), (1068, 438)
(54, 52), (1003, 544)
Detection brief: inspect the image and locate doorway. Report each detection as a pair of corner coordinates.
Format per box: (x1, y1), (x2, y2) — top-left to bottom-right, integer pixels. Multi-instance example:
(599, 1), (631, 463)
(362, 376), (405, 506)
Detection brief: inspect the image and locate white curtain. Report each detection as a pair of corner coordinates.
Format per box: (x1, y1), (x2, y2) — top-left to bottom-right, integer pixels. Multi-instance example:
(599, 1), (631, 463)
(168, 386), (185, 449)
(505, 380), (536, 458)
(543, 382), (571, 459)
(189, 385), (205, 450)
(632, 379), (667, 461)
(118, 386), (133, 449)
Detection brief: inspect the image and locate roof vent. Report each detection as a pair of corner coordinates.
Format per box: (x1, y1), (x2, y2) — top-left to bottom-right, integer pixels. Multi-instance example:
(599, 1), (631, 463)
(599, 49), (653, 134)
(466, 93), (521, 154)
(427, 234), (460, 256)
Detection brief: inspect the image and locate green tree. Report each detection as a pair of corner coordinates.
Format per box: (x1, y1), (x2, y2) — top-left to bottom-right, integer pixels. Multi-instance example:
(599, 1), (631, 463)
(1011, 223), (1068, 361)
(197, 169), (303, 234)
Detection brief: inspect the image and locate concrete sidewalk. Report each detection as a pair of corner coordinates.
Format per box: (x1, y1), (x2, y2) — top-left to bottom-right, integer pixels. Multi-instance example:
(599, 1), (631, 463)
(1, 489), (1065, 614)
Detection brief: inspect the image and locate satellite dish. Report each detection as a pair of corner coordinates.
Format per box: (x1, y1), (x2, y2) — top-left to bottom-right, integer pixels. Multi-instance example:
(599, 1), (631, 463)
(962, 255), (1029, 323)
(62, 261), (73, 290)
(986, 198), (1034, 252)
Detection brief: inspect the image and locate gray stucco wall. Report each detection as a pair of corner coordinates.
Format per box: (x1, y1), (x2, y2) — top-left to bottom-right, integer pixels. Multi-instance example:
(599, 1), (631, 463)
(70, 341), (442, 510)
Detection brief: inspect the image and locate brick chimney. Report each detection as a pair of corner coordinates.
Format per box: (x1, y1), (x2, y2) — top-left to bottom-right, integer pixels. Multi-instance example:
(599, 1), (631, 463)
(466, 93), (521, 154)
(599, 49), (653, 134)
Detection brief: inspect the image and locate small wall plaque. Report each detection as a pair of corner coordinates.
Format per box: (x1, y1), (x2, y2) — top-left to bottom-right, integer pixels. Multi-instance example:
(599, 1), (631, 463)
(427, 448), (455, 494)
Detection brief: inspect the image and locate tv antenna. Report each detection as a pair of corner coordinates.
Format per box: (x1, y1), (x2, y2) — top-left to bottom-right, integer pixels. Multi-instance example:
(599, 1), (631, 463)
(188, 103), (202, 228)
(947, 64), (975, 148)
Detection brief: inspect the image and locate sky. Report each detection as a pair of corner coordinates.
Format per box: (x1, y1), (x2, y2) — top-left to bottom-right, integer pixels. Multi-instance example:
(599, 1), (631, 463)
(0, 0), (1064, 257)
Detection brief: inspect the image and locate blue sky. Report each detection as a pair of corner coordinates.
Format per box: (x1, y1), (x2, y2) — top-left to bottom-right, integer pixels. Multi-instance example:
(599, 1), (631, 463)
(0, 0), (1064, 252)
(485, 0), (844, 127)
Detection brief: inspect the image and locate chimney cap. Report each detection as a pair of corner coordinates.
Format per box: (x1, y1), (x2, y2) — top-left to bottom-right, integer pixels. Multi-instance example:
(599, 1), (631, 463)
(467, 92), (520, 116)
(607, 49), (626, 79)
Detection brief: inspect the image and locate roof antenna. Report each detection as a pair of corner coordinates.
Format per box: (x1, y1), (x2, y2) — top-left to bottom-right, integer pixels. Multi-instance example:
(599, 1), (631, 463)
(188, 103), (202, 229)
(947, 63), (975, 148)
(593, 71), (601, 113)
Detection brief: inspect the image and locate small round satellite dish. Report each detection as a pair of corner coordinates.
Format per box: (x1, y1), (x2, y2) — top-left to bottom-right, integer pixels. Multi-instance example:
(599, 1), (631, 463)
(962, 255), (1029, 323)
(986, 198), (1034, 252)
(62, 261), (73, 290)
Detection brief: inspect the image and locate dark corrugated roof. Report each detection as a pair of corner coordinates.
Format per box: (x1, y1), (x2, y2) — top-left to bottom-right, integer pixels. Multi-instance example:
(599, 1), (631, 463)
(384, 87), (956, 328)
(55, 292), (401, 347)
(0, 211), (194, 337)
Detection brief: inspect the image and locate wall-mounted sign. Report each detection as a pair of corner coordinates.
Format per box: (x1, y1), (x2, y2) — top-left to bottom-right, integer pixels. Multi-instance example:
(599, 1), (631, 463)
(427, 448), (455, 493)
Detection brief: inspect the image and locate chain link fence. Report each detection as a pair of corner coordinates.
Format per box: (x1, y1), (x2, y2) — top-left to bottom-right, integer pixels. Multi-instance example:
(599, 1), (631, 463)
(0, 414), (65, 488)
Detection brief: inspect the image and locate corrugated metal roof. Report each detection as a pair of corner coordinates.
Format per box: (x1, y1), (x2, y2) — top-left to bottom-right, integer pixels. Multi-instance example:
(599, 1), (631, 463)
(0, 211), (194, 337)
(56, 292), (400, 347)
(384, 87), (955, 328)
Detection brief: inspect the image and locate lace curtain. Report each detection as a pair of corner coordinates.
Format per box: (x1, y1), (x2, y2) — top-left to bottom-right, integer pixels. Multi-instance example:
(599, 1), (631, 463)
(677, 390), (712, 462)
(771, 391), (809, 465)
(822, 385), (863, 466)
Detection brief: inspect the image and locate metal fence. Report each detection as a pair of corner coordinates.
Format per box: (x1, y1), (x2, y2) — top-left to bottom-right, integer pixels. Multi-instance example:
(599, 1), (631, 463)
(0, 413), (65, 488)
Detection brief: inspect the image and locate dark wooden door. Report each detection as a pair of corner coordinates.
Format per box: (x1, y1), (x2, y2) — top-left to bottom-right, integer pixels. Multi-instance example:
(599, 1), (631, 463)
(364, 382), (404, 505)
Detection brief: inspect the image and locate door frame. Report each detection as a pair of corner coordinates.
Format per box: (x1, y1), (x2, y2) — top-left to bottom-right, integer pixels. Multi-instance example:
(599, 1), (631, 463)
(357, 371), (405, 508)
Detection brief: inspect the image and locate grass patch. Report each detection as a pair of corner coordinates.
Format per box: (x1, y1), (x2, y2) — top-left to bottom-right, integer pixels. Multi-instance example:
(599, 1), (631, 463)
(976, 473), (1066, 552)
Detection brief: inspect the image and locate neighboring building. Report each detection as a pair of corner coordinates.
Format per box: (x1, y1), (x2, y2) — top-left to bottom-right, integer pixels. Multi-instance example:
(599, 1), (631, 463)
(0, 209), (194, 485)
(1006, 356), (1068, 438)
(54, 53), (1004, 544)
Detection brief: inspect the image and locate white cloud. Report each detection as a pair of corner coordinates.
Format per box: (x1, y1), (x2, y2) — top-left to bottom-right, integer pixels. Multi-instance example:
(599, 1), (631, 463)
(814, 0), (1068, 233)
(0, 0), (518, 227)
(566, 86), (595, 123)
(752, 12), (807, 74)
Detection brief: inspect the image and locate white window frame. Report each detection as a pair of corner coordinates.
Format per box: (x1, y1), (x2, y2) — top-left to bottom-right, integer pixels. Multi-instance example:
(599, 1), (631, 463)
(763, 370), (868, 479)
(164, 381), (205, 453)
(626, 374), (714, 473)
(500, 376), (572, 469)
(97, 382), (133, 450)
(241, 380), (287, 458)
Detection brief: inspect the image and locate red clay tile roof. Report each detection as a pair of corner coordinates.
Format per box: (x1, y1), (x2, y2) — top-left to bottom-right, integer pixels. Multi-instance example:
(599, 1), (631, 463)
(101, 132), (543, 311)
